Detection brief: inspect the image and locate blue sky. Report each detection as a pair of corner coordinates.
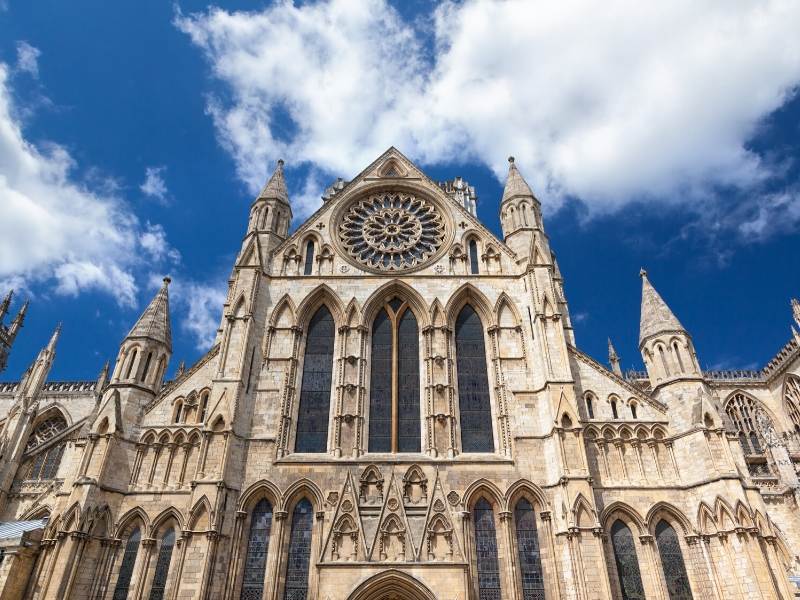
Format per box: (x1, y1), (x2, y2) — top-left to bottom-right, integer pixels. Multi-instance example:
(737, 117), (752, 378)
(0, 0), (799, 381)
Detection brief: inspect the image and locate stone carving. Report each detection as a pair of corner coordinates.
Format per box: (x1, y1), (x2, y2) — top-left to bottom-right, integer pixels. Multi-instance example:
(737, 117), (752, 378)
(447, 490), (460, 506)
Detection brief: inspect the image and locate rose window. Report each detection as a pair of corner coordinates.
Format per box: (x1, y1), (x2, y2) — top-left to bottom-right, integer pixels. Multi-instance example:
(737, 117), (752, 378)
(339, 192), (445, 271)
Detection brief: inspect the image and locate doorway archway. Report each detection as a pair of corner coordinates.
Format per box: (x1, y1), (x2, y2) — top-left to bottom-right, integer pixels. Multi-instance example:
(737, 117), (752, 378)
(348, 570), (436, 600)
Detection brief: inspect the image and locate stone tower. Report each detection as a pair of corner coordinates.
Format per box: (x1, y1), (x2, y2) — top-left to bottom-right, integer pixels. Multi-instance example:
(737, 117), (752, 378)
(0, 290), (28, 374)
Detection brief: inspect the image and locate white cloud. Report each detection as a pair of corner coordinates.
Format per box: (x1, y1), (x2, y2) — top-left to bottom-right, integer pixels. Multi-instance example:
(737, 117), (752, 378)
(140, 222), (181, 263)
(177, 0), (800, 223)
(140, 165), (169, 202)
(15, 41), (41, 78)
(0, 64), (177, 307)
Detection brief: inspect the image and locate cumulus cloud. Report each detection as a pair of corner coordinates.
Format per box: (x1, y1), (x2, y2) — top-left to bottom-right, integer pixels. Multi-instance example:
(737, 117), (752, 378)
(140, 165), (169, 202)
(0, 64), (177, 307)
(15, 41), (41, 77)
(177, 0), (800, 223)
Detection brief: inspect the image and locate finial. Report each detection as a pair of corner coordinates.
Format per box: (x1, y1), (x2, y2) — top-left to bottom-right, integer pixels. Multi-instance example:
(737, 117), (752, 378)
(177, 360), (186, 376)
(639, 267), (647, 279)
(508, 156), (515, 164)
(162, 276), (171, 286)
(277, 158), (285, 168)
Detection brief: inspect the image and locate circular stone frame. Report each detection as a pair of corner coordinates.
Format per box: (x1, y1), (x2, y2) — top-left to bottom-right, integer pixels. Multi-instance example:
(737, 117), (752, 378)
(332, 184), (453, 274)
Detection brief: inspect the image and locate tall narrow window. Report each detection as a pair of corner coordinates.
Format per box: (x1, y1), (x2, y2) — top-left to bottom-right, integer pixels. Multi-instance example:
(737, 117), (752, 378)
(610, 520), (645, 600)
(40, 444), (64, 479)
(469, 239), (480, 274)
(672, 342), (685, 372)
(303, 240), (314, 276)
(514, 499), (545, 600)
(368, 299), (420, 453)
(725, 392), (770, 475)
(240, 499), (273, 600)
(473, 498), (501, 600)
(456, 305), (494, 452)
(148, 528), (176, 600)
(174, 401), (183, 424)
(141, 352), (153, 383)
(284, 499), (313, 600)
(658, 345), (671, 377)
(113, 528), (141, 600)
(611, 399), (619, 419)
(125, 349), (138, 380)
(198, 392), (209, 423)
(630, 403), (638, 419)
(295, 307), (335, 453)
(586, 395), (594, 419)
(655, 520), (693, 600)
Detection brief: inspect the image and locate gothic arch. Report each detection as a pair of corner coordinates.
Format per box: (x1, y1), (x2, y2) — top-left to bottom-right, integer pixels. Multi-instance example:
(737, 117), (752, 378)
(21, 504), (52, 521)
(723, 389), (780, 426)
(714, 497), (737, 532)
(150, 506), (185, 536)
(601, 502), (646, 535)
(494, 292), (522, 325)
(361, 279), (430, 328)
(31, 404), (72, 430)
(114, 506), (151, 539)
(429, 299), (445, 327)
(238, 479), (282, 512)
(571, 493), (597, 529)
(462, 478), (505, 511)
(348, 569), (436, 600)
(229, 292), (248, 319)
(645, 502), (693, 536)
(444, 283), (494, 328)
(281, 478), (324, 512)
(735, 501), (754, 528)
(295, 283), (346, 328)
(61, 501), (82, 533)
(188, 495), (213, 531)
(268, 294), (297, 328)
(344, 297), (361, 326)
(697, 502), (718, 534)
(506, 479), (550, 512)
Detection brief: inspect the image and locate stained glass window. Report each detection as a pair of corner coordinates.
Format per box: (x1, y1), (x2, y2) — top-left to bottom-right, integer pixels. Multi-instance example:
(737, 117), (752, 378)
(295, 307), (334, 453)
(368, 300), (421, 453)
(113, 528), (141, 600)
(40, 444), (64, 479)
(456, 306), (494, 452)
(610, 520), (645, 600)
(369, 309), (393, 452)
(283, 499), (313, 600)
(469, 239), (480, 274)
(148, 528), (175, 600)
(303, 241), (314, 276)
(397, 309), (420, 452)
(725, 392), (771, 475)
(655, 520), (693, 600)
(473, 498), (501, 600)
(26, 415), (67, 451)
(240, 499), (273, 600)
(514, 499), (545, 600)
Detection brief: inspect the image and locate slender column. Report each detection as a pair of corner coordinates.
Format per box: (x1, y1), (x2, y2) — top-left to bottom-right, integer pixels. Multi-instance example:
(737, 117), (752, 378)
(667, 441), (681, 483)
(60, 532), (88, 599)
(168, 534), (188, 600)
(199, 531), (219, 600)
(639, 535), (666, 600)
(541, 512), (565, 599)
(223, 511), (247, 600)
(162, 443), (176, 487)
(499, 511), (518, 599)
(132, 538), (156, 600)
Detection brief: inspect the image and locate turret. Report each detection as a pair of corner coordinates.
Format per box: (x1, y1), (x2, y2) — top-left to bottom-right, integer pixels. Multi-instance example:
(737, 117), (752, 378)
(111, 277), (172, 395)
(608, 338), (622, 377)
(638, 269), (701, 388)
(792, 298), (800, 328)
(243, 159), (293, 262)
(0, 292), (27, 374)
(500, 157), (549, 265)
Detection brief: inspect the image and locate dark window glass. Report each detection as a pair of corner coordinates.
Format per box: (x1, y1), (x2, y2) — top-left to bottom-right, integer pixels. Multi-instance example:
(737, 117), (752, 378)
(283, 499), (313, 600)
(148, 528), (175, 600)
(610, 520), (645, 600)
(749, 432), (762, 454)
(631, 403), (637, 419)
(303, 241), (314, 276)
(125, 349), (137, 380)
(369, 309), (393, 452)
(515, 499), (545, 600)
(469, 239), (480, 274)
(198, 393), (208, 423)
(397, 309), (420, 452)
(113, 528), (141, 600)
(586, 397), (594, 419)
(655, 520), (693, 600)
(29, 451), (46, 479)
(40, 444), (64, 479)
(611, 400), (619, 419)
(474, 498), (501, 600)
(141, 352), (153, 383)
(295, 307), (334, 453)
(456, 306), (494, 452)
(240, 499), (273, 600)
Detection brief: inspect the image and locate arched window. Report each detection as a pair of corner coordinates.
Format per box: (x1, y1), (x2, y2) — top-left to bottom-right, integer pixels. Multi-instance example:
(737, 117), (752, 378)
(125, 349), (138, 380)
(295, 307), (335, 453)
(198, 391), (209, 423)
(284, 499), (313, 600)
(586, 395), (594, 419)
(303, 240), (315, 276)
(28, 443), (65, 480)
(240, 499), (273, 600)
(610, 520), (645, 600)
(148, 528), (176, 600)
(725, 392), (770, 475)
(473, 498), (501, 599)
(26, 414), (67, 451)
(784, 376), (800, 432)
(368, 298), (420, 453)
(112, 527), (141, 600)
(655, 520), (693, 600)
(514, 498), (545, 599)
(456, 305), (494, 452)
(611, 399), (619, 420)
(141, 351), (153, 383)
(469, 239), (480, 274)
(173, 400), (183, 424)
(658, 345), (670, 377)
(630, 402), (638, 419)
(672, 342), (685, 373)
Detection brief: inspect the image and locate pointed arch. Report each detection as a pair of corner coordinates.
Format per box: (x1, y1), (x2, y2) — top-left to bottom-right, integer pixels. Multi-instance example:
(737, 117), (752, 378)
(463, 478), (505, 511)
(21, 504), (52, 521)
(281, 478), (324, 512)
(601, 502), (646, 535)
(697, 502), (717, 534)
(114, 506), (151, 539)
(344, 297), (361, 327)
(238, 479), (282, 512)
(348, 569), (436, 600)
(230, 292), (248, 319)
(714, 497), (736, 532)
(783, 375), (800, 430)
(430, 299), (445, 328)
(269, 294), (297, 328)
(571, 493), (597, 529)
(609, 518), (646, 600)
(295, 283), (345, 328)
(361, 279), (430, 328)
(494, 292), (522, 326)
(646, 502), (693, 536)
(735, 501), (754, 528)
(505, 479), (550, 512)
(444, 282), (494, 327)
(283, 497), (314, 599)
(150, 506), (185, 536)
(188, 495), (213, 531)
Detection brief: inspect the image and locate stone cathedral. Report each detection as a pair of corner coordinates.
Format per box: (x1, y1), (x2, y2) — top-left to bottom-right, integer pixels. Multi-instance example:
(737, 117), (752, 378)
(2, 147), (800, 600)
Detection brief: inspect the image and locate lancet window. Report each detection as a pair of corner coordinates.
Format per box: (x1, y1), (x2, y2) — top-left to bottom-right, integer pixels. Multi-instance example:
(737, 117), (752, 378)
(725, 392), (770, 475)
(473, 498), (502, 600)
(469, 239), (480, 274)
(284, 499), (313, 600)
(785, 376), (800, 432)
(112, 528), (141, 600)
(148, 528), (176, 600)
(295, 307), (335, 453)
(240, 499), (273, 600)
(303, 240), (314, 276)
(610, 520), (645, 600)
(655, 520), (693, 600)
(368, 298), (420, 453)
(456, 305), (494, 452)
(514, 499), (545, 600)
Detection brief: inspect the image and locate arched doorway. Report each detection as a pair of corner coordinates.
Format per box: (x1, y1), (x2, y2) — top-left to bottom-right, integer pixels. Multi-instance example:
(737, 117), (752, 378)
(348, 570), (436, 600)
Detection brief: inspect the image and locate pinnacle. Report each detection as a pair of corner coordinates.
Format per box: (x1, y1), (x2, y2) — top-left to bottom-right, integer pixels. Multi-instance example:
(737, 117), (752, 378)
(639, 271), (685, 344)
(45, 323), (61, 354)
(257, 158), (289, 204)
(608, 337), (619, 361)
(126, 277), (172, 351)
(501, 155), (536, 204)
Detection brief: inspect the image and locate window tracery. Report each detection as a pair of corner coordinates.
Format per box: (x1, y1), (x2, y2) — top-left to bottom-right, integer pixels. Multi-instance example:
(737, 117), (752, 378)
(473, 498), (501, 600)
(284, 499), (313, 600)
(295, 307), (335, 453)
(28, 443), (65, 480)
(610, 520), (645, 600)
(456, 305), (494, 452)
(240, 499), (273, 600)
(514, 498), (545, 600)
(339, 192), (445, 272)
(148, 528), (176, 600)
(725, 392), (771, 475)
(26, 414), (67, 451)
(655, 520), (693, 600)
(112, 527), (141, 600)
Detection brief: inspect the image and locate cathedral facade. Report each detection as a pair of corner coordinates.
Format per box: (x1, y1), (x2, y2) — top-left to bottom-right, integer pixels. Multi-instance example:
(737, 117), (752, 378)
(1, 148), (800, 599)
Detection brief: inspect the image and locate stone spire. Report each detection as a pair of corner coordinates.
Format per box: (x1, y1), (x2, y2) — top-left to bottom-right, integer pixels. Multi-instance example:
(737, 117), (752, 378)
(257, 158), (289, 204)
(639, 269), (685, 345)
(0, 290), (11, 322)
(608, 337), (622, 376)
(127, 277), (172, 352)
(501, 156), (537, 204)
(792, 298), (800, 328)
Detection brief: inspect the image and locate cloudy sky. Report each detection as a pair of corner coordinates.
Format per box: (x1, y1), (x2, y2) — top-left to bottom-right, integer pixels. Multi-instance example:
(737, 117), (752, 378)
(1, 0), (799, 379)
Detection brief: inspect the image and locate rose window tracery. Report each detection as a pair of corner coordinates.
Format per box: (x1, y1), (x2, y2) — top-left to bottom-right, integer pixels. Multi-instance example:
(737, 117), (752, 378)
(339, 192), (445, 271)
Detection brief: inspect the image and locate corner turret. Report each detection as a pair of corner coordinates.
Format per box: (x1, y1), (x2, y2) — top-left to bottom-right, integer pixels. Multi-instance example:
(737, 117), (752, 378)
(500, 157), (549, 265)
(242, 159), (293, 265)
(0, 291), (27, 374)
